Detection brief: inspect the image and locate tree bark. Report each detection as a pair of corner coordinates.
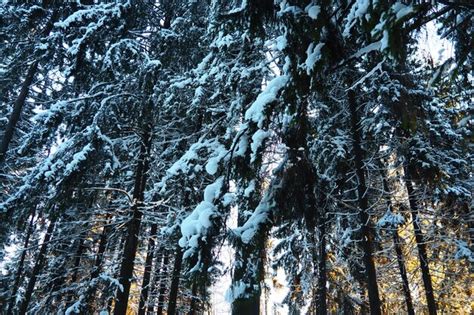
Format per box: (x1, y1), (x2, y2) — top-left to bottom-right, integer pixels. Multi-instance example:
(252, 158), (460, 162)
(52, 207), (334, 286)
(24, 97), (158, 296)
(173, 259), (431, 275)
(167, 246), (183, 315)
(231, 222), (264, 315)
(316, 214), (327, 315)
(189, 282), (198, 315)
(18, 219), (56, 315)
(381, 173), (415, 315)
(0, 61), (38, 164)
(64, 235), (86, 308)
(7, 208), (36, 313)
(393, 231), (415, 315)
(0, 10), (58, 164)
(138, 223), (158, 315)
(156, 251), (169, 315)
(404, 167), (437, 315)
(84, 218), (111, 313)
(70, 237), (85, 284)
(113, 102), (153, 315)
(348, 89), (382, 315)
(146, 245), (163, 314)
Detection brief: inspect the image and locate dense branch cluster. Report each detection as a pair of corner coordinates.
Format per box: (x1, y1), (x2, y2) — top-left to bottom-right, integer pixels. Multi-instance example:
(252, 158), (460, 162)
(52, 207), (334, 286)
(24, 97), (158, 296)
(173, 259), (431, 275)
(0, 1), (472, 314)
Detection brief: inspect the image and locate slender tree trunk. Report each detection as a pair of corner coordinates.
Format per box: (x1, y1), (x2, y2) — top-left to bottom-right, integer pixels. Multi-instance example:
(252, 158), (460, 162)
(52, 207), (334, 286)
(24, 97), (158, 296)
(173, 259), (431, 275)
(231, 249), (261, 314)
(381, 173), (415, 315)
(7, 209), (36, 313)
(107, 232), (128, 313)
(113, 193), (144, 314)
(404, 167), (437, 315)
(156, 251), (169, 315)
(167, 246), (183, 315)
(0, 10), (58, 164)
(84, 219), (111, 313)
(306, 190), (327, 315)
(0, 62), (38, 164)
(113, 102), (153, 315)
(348, 90), (382, 315)
(189, 282), (199, 315)
(316, 214), (327, 315)
(231, 229), (264, 315)
(393, 231), (415, 315)
(138, 223), (158, 315)
(18, 219), (56, 315)
(92, 221), (110, 278)
(63, 234), (86, 309)
(146, 245), (163, 314)
(70, 237), (85, 284)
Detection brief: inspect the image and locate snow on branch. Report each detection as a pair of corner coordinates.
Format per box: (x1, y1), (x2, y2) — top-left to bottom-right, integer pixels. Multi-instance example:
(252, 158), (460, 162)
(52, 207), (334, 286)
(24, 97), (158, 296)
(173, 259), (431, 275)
(179, 177), (225, 259)
(244, 75), (288, 128)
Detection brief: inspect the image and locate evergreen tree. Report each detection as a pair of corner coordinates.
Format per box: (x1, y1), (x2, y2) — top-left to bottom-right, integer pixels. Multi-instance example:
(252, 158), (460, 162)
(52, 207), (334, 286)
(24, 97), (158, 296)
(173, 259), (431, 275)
(1, 1), (471, 314)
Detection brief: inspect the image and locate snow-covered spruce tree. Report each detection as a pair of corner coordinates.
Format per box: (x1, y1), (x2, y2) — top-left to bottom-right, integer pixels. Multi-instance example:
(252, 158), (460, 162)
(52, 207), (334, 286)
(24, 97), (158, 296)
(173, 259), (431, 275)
(342, 1), (472, 313)
(0, 2), (165, 313)
(0, 4), (63, 254)
(275, 0), (384, 312)
(0, 0), (472, 314)
(0, 0), (139, 242)
(186, 1), (277, 314)
(120, 1), (221, 313)
(0, 3), (60, 165)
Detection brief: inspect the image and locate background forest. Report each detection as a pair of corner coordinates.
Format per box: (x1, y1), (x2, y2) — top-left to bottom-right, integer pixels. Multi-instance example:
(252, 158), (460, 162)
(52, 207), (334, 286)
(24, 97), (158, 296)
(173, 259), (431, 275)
(0, 0), (472, 314)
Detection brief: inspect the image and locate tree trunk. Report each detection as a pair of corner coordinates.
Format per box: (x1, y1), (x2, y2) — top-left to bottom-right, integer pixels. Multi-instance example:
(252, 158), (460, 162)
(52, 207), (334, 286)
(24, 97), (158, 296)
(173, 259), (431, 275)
(70, 237), (85, 284)
(7, 208), (36, 313)
(138, 223), (158, 315)
(92, 220), (110, 278)
(113, 102), (153, 315)
(18, 219), (56, 315)
(393, 231), (415, 315)
(404, 167), (437, 315)
(84, 219), (111, 313)
(146, 245), (163, 314)
(348, 90), (381, 315)
(0, 10), (58, 164)
(316, 214), (327, 315)
(381, 173), (415, 315)
(231, 230), (264, 315)
(0, 60), (38, 164)
(167, 246), (183, 315)
(189, 282), (199, 315)
(156, 251), (169, 315)
(64, 235), (86, 308)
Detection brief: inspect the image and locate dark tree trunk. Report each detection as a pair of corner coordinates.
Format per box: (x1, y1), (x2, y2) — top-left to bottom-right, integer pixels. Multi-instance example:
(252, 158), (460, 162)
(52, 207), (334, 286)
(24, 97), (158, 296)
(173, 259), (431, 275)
(231, 295), (260, 315)
(393, 231), (415, 315)
(92, 221), (110, 278)
(404, 167), (437, 315)
(167, 246), (183, 315)
(305, 190), (327, 315)
(146, 245), (164, 314)
(70, 237), (85, 284)
(0, 10), (58, 164)
(84, 219), (111, 313)
(156, 251), (169, 315)
(138, 223), (158, 315)
(231, 217), (264, 315)
(381, 173), (415, 315)
(316, 214), (327, 315)
(348, 90), (381, 315)
(7, 209), (36, 313)
(189, 282), (198, 315)
(18, 219), (56, 315)
(0, 60), (38, 164)
(113, 102), (153, 315)
(64, 235), (86, 308)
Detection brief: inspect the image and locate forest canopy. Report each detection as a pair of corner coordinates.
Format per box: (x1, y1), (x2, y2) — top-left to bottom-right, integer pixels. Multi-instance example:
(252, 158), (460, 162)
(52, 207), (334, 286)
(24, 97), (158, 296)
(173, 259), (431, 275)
(0, 0), (472, 314)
